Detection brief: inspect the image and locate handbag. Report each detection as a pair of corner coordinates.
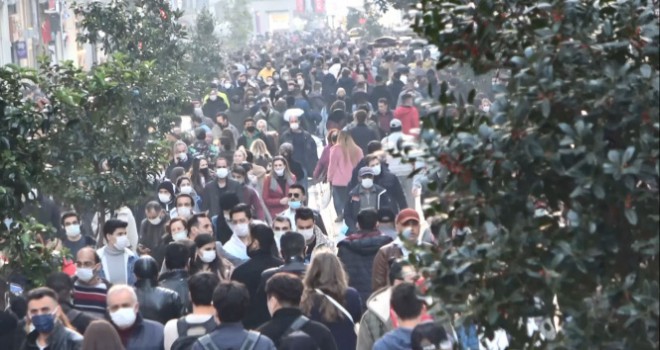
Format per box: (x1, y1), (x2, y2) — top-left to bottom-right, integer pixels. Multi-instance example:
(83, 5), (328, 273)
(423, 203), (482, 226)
(314, 289), (359, 334)
(319, 183), (332, 210)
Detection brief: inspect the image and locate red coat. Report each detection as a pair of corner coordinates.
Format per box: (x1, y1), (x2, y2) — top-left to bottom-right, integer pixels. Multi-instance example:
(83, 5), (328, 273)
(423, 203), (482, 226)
(262, 173), (296, 218)
(393, 105), (420, 136)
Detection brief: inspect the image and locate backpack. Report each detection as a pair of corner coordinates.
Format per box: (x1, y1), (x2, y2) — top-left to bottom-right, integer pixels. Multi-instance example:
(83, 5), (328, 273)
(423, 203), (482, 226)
(170, 316), (218, 350)
(196, 330), (261, 350)
(279, 315), (318, 348)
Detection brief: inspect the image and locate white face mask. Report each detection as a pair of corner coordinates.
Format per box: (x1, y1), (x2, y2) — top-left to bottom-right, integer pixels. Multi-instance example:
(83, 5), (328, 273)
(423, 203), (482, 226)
(274, 168), (285, 176)
(216, 168), (229, 179)
(361, 178), (374, 189)
(248, 174), (258, 185)
(75, 267), (95, 282)
(233, 223), (250, 237)
(158, 193), (172, 203)
(178, 152), (187, 161)
(482, 106), (490, 112)
(180, 185), (193, 194)
(372, 165), (382, 176)
(110, 307), (137, 329)
(209, 94), (217, 101)
(289, 122), (299, 130)
(148, 217), (162, 225)
(172, 230), (188, 241)
(114, 235), (130, 250)
(224, 83), (232, 89)
(177, 207), (192, 218)
(298, 228), (314, 241)
(200, 250), (216, 263)
(65, 224), (81, 238)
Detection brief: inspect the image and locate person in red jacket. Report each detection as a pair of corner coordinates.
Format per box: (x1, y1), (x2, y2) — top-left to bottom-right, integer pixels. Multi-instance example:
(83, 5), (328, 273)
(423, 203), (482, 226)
(393, 93), (420, 136)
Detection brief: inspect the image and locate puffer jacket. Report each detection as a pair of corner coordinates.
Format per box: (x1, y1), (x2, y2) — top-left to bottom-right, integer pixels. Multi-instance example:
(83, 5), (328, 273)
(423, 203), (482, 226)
(356, 287), (394, 350)
(134, 279), (184, 325)
(337, 230), (393, 306)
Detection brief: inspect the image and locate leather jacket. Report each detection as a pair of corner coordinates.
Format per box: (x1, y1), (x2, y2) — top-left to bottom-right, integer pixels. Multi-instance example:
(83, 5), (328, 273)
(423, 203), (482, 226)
(157, 269), (191, 314)
(134, 279), (184, 325)
(21, 323), (82, 350)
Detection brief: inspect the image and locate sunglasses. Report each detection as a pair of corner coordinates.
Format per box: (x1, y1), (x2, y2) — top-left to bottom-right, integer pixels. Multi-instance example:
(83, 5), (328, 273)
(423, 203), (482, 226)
(288, 193), (301, 199)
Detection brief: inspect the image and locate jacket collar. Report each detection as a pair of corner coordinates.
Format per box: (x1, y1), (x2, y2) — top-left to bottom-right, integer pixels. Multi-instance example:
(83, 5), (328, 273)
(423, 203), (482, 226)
(158, 269), (189, 282)
(272, 307), (303, 320)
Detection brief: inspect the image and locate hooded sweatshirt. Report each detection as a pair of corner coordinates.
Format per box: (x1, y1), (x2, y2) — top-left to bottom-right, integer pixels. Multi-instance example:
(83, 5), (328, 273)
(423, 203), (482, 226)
(373, 327), (414, 350)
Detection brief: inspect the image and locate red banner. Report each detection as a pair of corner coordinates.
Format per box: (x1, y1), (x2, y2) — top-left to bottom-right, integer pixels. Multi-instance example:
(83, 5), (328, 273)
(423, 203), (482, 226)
(296, 0), (304, 13)
(315, 0), (325, 13)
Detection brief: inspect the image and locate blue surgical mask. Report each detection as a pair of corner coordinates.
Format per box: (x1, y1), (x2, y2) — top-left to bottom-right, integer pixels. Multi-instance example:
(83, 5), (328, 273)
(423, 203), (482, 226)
(31, 308), (58, 333)
(289, 201), (302, 210)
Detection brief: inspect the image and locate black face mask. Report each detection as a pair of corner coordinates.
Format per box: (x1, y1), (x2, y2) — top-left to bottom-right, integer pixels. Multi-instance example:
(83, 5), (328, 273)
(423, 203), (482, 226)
(246, 126), (256, 133)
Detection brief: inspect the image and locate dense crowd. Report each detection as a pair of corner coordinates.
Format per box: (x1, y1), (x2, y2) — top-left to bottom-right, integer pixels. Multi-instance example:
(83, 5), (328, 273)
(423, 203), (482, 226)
(1, 29), (499, 350)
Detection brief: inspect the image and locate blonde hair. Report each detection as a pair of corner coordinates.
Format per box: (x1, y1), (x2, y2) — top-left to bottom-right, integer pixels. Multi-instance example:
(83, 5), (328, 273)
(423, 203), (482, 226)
(250, 139), (271, 159)
(234, 147), (248, 163)
(300, 249), (350, 323)
(337, 131), (362, 165)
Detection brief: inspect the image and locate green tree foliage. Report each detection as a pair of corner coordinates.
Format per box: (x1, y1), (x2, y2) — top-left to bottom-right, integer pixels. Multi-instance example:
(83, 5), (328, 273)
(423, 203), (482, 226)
(410, 0), (659, 348)
(185, 8), (224, 97)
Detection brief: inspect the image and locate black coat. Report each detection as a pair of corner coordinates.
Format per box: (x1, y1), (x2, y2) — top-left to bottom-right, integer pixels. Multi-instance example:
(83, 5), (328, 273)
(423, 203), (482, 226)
(370, 85), (393, 108)
(252, 258), (308, 329)
(349, 124), (380, 156)
(338, 76), (356, 96)
(202, 98), (228, 118)
(21, 323), (82, 350)
(231, 250), (283, 329)
(374, 169), (408, 213)
(134, 280), (184, 325)
(158, 269), (191, 314)
(337, 232), (393, 307)
(388, 80), (405, 108)
(257, 308), (338, 350)
(344, 184), (393, 232)
(279, 130), (319, 176)
(62, 302), (98, 335)
(199, 179), (244, 219)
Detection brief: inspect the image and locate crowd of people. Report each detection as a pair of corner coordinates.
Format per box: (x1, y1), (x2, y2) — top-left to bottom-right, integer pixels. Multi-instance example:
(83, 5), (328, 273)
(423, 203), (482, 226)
(0, 28), (498, 350)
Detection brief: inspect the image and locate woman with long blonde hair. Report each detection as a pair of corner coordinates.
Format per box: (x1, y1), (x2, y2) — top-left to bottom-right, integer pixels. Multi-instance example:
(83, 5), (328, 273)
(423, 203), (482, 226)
(327, 131), (364, 221)
(300, 249), (362, 350)
(249, 138), (272, 169)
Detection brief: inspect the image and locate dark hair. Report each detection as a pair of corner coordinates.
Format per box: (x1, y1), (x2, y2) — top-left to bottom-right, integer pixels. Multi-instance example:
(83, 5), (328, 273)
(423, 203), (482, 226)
(212, 281), (250, 323)
(391, 282), (424, 320)
(357, 209), (378, 231)
(280, 232), (305, 260)
(195, 127), (206, 141)
(266, 273), (303, 306)
(289, 184), (306, 196)
(219, 192), (240, 211)
(364, 154), (379, 165)
(133, 256), (159, 282)
(411, 322), (449, 350)
(244, 118), (256, 126)
(389, 258), (413, 285)
(60, 211), (79, 226)
(187, 212), (210, 232)
(294, 207), (315, 223)
(378, 97), (388, 105)
(145, 201), (162, 212)
(230, 203), (252, 221)
(231, 165), (247, 178)
(167, 217), (188, 235)
(354, 110), (368, 124)
(45, 272), (73, 304)
(366, 140), (382, 154)
(188, 272), (220, 306)
(165, 242), (190, 270)
(103, 219), (128, 238)
(191, 234), (225, 279)
(273, 215), (292, 229)
(250, 223), (279, 257)
(26, 287), (58, 304)
(175, 193), (194, 206)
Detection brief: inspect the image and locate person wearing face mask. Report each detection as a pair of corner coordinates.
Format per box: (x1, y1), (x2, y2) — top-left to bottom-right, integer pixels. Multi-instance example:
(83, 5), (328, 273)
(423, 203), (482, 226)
(96, 219), (138, 285)
(254, 97), (283, 132)
(225, 95), (249, 132)
(137, 202), (167, 265)
(60, 211), (96, 258)
(133, 256), (184, 325)
(45, 272), (99, 335)
(278, 115), (319, 181)
(277, 184), (328, 236)
(106, 285), (164, 350)
(221, 204), (253, 264)
(294, 207), (333, 262)
(199, 157), (244, 222)
(213, 112), (240, 143)
(191, 233), (233, 281)
(365, 154), (408, 213)
(166, 141), (193, 179)
(262, 156), (297, 219)
(170, 193), (196, 221)
(237, 118), (269, 151)
(157, 181), (177, 212)
(202, 84), (229, 118)
(344, 167), (393, 233)
(72, 247), (113, 317)
(231, 165), (268, 222)
(175, 177), (202, 213)
(270, 216), (292, 252)
(230, 223), (283, 329)
(20, 287), (83, 350)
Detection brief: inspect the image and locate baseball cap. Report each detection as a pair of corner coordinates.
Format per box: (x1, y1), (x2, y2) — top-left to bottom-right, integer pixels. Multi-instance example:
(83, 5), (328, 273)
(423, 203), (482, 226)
(359, 166), (375, 177)
(396, 208), (420, 225)
(390, 119), (402, 128)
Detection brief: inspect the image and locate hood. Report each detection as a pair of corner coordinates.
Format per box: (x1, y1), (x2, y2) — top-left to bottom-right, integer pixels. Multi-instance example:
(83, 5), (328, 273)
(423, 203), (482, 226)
(338, 233), (392, 255)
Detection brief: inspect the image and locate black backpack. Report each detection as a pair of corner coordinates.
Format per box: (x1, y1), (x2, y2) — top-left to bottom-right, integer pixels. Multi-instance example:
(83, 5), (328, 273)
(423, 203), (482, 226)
(170, 316), (218, 350)
(196, 330), (262, 350)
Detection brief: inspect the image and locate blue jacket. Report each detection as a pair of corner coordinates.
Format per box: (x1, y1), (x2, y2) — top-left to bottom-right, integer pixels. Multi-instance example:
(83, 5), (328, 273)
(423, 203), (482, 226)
(373, 327), (414, 350)
(97, 246), (138, 285)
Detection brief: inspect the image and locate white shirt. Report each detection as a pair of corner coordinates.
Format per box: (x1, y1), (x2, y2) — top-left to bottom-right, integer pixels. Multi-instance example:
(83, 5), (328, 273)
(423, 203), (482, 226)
(222, 234), (249, 261)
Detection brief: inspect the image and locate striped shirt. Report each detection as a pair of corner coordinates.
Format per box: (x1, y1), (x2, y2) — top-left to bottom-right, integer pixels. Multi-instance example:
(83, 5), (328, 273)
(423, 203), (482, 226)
(73, 281), (108, 317)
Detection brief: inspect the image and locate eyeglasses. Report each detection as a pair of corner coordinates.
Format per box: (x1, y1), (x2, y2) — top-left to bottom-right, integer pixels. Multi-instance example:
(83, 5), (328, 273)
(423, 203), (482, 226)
(288, 193), (301, 199)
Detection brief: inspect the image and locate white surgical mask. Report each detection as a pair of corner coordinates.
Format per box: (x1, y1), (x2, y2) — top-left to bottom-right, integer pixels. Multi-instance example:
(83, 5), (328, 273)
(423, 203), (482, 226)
(372, 165), (382, 176)
(248, 174), (258, 185)
(289, 123), (299, 130)
(298, 228), (314, 241)
(482, 106), (490, 112)
(223, 83), (232, 89)
(361, 178), (374, 189)
(274, 168), (285, 176)
(177, 207), (192, 218)
(158, 193), (172, 203)
(180, 185), (193, 194)
(209, 94), (217, 101)
(233, 223), (250, 237)
(216, 168), (229, 179)
(148, 217), (162, 225)
(114, 235), (130, 250)
(75, 267), (95, 282)
(110, 307), (137, 329)
(200, 250), (216, 263)
(65, 224), (81, 238)
(172, 230), (188, 241)
(178, 152), (187, 161)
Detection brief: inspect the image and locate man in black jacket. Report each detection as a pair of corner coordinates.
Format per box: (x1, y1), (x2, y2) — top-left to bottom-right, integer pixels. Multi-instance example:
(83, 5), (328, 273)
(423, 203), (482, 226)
(258, 273), (337, 350)
(349, 110), (380, 155)
(337, 209), (393, 307)
(21, 287), (83, 350)
(365, 154), (408, 213)
(158, 242), (191, 314)
(133, 256), (184, 325)
(252, 232), (308, 328)
(344, 167), (393, 233)
(200, 157), (244, 219)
